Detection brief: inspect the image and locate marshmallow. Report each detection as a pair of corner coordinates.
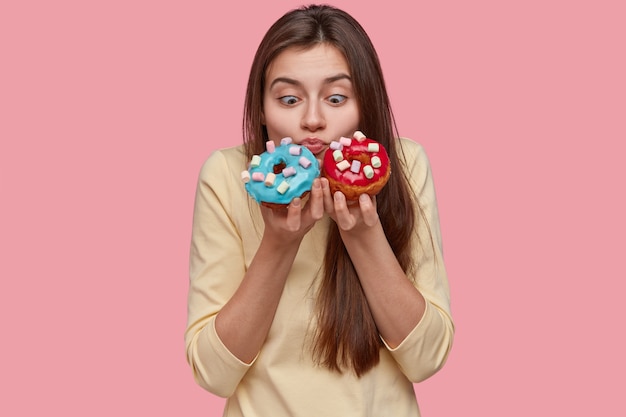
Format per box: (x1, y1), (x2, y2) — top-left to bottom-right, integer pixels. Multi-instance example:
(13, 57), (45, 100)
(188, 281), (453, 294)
(250, 155), (261, 167)
(336, 160), (351, 171)
(371, 156), (382, 168)
(282, 166), (296, 177)
(299, 156), (312, 168)
(330, 141), (343, 150)
(276, 181), (290, 194)
(241, 171), (250, 183)
(353, 131), (366, 141)
(264, 172), (276, 186)
(367, 143), (380, 152)
(332, 149), (344, 162)
(350, 160), (361, 174)
(289, 145), (302, 156)
(252, 172), (265, 182)
(363, 165), (374, 179)
(339, 136), (352, 147)
(280, 137), (293, 145)
(266, 141), (276, 153)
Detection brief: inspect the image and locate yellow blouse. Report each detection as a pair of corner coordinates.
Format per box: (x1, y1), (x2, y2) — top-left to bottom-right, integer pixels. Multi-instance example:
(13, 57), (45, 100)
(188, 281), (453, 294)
(185, 138), (454, 416)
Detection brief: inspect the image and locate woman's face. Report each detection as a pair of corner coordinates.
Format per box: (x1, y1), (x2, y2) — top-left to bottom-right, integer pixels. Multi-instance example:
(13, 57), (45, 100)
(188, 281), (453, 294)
(262, 43), (360, 157)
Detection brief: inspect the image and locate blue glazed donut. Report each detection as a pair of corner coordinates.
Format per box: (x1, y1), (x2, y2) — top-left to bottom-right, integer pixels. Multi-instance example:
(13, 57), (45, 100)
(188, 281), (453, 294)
(242, 138), (320, 207)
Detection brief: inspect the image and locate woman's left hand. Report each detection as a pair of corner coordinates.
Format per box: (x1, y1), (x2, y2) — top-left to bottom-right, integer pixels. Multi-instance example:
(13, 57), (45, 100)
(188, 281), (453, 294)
(320, 177), (380, 231)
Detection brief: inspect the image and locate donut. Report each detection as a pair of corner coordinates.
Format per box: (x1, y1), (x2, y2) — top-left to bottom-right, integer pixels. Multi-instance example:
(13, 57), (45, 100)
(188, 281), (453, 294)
(241, 137), (320, 208)
(322, 131), (390, 200)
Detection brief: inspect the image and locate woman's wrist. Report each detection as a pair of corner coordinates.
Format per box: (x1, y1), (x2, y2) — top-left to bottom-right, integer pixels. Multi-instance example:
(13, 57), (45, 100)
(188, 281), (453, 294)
(260, 229), (304, 253)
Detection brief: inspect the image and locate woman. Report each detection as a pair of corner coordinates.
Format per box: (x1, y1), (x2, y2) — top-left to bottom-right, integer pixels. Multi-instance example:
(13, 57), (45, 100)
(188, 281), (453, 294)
(185, 5), (454, 416)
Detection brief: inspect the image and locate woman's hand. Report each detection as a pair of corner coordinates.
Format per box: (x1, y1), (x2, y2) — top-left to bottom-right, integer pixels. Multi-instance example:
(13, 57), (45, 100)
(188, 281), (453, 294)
(260, 178), (325, 245)
(320, 177), (380, 231)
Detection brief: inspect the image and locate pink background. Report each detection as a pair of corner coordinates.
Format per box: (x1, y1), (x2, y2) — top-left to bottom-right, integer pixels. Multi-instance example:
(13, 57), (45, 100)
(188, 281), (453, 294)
(1, 0), (624, 415)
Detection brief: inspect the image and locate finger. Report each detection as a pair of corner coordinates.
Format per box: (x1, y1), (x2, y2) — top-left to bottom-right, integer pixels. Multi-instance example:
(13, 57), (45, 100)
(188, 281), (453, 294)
(320, 177), (335, 214)
(334, 191), (355, 230)
(359, 194), (379, 226)
(286, 198), (302, 231)
(308, 178), (324, 220)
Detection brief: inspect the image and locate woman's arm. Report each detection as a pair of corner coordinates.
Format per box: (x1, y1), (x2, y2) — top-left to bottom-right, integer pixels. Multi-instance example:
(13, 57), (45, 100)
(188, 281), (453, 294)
(332, 191), (426, 347)
(322, 139), (454, 381)
(214, 183), (324, 362)
(185, 149), (322, 396)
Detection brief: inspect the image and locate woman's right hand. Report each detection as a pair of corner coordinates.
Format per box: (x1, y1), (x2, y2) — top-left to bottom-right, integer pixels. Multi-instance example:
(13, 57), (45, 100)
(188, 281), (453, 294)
(259, 177), (325, 246)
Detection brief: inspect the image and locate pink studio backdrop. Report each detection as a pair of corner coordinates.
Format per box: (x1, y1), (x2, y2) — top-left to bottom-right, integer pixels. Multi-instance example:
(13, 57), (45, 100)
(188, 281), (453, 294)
(1, 0), (624, 415)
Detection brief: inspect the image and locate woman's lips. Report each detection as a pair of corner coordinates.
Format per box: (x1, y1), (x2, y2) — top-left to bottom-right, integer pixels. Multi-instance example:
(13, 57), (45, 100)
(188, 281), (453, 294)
(300, 138), (327, 155)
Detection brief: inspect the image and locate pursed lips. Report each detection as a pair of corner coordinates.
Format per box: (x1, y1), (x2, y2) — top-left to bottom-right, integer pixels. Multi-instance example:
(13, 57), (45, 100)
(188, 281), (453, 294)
(299, 138), (327, 155)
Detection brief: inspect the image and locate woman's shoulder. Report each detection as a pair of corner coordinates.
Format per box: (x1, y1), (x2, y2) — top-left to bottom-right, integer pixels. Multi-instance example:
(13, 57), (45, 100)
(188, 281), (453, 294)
(204, 144), (246, 165)
(398, 137), (419, 146)
(397, 137), (431, 169)
(199, 144), (246, 177)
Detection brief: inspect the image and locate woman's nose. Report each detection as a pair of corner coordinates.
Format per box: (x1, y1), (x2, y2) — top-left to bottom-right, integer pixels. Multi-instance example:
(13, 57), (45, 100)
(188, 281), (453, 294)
(301, 102), (326, 131)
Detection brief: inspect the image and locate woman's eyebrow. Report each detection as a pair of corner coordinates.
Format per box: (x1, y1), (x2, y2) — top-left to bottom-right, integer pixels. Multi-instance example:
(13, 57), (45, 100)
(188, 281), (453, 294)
(325, 73), (351, 84)
(269, 77), (300, 89)
(269, 73), (352, 89)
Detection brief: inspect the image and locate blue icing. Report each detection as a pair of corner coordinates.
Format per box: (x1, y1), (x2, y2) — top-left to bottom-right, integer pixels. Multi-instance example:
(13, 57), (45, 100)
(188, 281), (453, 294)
(245, 144), (320, 204)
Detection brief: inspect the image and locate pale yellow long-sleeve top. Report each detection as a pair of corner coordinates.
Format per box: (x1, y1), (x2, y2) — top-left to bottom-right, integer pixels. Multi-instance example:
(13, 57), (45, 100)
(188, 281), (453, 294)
(185, 138), (454, 417)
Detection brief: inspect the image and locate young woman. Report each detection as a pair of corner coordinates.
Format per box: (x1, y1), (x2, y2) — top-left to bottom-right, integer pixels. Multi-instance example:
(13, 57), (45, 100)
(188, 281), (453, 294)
(185, 5), (454, 416)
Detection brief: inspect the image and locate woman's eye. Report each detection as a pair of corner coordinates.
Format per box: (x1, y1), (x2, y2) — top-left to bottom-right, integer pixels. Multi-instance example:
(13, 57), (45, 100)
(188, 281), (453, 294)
(328, 94), (347, 104)
(279, 96), (299, 105)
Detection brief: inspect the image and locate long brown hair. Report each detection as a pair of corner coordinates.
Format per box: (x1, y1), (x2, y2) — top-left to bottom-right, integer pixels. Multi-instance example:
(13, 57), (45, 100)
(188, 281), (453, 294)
(243, 4), (417, 376)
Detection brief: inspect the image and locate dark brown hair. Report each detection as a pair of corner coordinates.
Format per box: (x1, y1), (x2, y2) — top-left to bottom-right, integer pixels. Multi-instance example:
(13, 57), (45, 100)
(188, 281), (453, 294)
(243, 4), (417, 376)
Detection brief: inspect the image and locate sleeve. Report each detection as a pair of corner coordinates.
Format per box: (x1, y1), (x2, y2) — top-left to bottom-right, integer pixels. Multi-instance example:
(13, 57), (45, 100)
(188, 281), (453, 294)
(184, 149), (254, 398)
(383, 139), (455, 383)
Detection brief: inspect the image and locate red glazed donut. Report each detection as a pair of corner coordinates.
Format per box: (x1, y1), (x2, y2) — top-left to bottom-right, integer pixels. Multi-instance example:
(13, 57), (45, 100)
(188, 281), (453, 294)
(322, 131), (391, 200)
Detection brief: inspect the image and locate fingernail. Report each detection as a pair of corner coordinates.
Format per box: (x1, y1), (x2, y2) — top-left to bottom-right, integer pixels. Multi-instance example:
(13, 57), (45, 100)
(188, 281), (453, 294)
(359, 194), (369, 203)
(292, 198), (301, 207)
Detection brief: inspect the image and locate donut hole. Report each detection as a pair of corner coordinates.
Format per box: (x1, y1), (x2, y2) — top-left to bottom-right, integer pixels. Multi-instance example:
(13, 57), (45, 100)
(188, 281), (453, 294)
(272, 160), (287, 174)
(348, 154), (371, 165)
